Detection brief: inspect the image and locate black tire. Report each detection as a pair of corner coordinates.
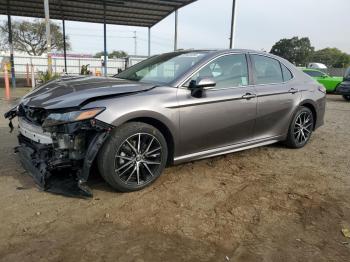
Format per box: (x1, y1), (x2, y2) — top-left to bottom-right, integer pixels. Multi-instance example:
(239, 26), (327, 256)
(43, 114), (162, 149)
(343, 95), (350, 101)
(97, 122), (168, 192)
(285, 106), (314, 149)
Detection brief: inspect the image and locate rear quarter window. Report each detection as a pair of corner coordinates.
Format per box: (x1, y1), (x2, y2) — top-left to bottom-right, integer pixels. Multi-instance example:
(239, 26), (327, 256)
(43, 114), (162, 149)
(281, 64), (293, 81)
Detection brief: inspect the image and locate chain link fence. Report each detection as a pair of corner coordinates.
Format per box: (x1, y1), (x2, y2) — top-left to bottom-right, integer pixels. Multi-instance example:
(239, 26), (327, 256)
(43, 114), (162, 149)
(0, 55), (147, 87)
(328, 68), (347, 77)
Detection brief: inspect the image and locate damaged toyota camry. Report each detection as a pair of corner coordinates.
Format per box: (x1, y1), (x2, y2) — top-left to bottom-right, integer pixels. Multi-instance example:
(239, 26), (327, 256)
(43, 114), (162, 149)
(5, 50), (326, 197)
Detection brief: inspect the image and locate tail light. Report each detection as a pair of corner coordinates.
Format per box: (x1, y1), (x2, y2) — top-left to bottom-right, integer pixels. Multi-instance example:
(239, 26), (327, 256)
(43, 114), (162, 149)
(318, 86), (326, 94)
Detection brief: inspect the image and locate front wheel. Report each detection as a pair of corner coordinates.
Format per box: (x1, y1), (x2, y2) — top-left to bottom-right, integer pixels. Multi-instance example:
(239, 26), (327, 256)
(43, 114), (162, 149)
(98, 122), (168, 192)
(343, 95), (350, 101)
(285, 107), (314, 148)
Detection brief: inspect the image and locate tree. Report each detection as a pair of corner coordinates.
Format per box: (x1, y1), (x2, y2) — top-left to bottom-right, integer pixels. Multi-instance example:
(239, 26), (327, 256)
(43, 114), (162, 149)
(94, 50), (128, 58)
(0, 19), (70, 56)
(312, 48), (350, 68)
(270, 37), (314, 66)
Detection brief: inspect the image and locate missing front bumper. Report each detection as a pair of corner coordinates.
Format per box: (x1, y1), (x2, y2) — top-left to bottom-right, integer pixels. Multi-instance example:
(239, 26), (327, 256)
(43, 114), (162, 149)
(16, 144), (92, 197)
(6, 104), (112, 197)
(16, 130), (110, 198)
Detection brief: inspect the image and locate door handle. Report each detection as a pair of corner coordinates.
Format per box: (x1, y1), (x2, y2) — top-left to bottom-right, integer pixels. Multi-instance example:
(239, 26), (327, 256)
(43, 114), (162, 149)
(288, 88), (298, 94)
(242, 93), (256, 99)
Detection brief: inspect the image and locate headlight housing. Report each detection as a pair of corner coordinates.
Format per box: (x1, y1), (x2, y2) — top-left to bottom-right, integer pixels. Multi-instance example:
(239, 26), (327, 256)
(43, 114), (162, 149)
(42, 108), (105, 127)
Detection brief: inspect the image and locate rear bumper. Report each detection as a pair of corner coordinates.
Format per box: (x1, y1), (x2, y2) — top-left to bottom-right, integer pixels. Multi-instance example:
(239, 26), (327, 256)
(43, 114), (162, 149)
(314, 95), (326, 130)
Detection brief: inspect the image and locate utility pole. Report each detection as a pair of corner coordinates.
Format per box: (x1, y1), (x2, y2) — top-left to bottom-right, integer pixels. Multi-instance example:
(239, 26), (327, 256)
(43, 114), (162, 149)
(133, 31), (137, 55)
(229, 0), (237, 49)
(44, 0), (52, 74)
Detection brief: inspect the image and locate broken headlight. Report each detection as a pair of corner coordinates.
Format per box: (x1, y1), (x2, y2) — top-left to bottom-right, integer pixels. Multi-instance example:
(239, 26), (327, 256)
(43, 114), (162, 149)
(42, 108), (105, 127)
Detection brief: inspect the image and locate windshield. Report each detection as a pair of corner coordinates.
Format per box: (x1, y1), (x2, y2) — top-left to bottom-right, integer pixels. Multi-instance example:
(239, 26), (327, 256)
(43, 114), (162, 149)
(115, 52), (208, 85)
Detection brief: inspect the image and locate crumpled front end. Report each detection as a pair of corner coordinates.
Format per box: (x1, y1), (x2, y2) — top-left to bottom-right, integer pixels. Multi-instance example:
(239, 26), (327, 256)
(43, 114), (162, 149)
(5, 104), (112, 197)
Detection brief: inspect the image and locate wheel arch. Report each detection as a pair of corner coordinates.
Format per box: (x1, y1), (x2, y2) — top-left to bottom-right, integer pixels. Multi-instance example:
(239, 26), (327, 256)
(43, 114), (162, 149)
(299, 100), (317, 130)
(109, 110), (178, 166)
(124, 117), (175, 166)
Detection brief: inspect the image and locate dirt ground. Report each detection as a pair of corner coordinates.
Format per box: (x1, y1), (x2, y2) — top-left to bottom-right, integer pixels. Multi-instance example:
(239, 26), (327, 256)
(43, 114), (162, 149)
(0, 88), (349, 262)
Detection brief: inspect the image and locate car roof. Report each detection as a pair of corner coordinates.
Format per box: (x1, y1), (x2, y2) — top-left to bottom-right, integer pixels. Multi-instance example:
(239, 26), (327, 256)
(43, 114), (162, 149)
(163, 49), (269, 56)
(303, 68), (324, 73)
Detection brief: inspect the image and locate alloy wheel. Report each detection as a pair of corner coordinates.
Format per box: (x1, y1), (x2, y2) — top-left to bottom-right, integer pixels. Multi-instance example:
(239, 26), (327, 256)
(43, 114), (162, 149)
(293, 111), (313, 145)
(114, 133), (162, 186)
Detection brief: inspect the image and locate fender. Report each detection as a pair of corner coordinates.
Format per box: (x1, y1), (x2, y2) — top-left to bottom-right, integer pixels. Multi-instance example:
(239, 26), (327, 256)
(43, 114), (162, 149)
(299, 99), (318, 110)
(110, 110), (179, 146)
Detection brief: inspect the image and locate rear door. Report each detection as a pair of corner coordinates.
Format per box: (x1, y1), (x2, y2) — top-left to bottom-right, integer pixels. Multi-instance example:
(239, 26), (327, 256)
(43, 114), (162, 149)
(249, 54), (301, 140)
(177, 53), (257, 157)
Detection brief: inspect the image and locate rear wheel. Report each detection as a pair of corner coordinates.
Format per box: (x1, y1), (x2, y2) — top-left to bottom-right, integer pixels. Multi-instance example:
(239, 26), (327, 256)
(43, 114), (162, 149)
(343, 95), (350, 101)
(285, 107), (314, 148)
(98, 122), (168, 192)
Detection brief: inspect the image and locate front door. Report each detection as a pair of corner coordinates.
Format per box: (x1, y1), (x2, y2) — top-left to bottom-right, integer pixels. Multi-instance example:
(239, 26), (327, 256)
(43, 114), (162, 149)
(177, 53), (257, 157)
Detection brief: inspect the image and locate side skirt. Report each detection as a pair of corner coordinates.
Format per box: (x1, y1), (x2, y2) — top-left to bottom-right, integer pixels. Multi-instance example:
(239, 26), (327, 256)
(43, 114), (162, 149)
(173, 136), (284, 164)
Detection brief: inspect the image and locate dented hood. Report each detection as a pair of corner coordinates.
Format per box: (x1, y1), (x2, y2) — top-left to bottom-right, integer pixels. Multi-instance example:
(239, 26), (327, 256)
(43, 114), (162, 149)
(20, 75), (155, 109)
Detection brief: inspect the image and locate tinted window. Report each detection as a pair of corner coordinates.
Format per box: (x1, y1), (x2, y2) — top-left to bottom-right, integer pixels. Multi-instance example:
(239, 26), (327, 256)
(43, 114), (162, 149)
(303, 70), (325, 77)
(281, 64), (293, 81)
(185, 54), (249, 89)
(251, 55), (283, 85)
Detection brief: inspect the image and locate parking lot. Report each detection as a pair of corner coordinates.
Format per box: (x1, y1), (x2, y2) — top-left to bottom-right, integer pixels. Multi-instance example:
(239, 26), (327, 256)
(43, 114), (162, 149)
(0, 89), (349, 262)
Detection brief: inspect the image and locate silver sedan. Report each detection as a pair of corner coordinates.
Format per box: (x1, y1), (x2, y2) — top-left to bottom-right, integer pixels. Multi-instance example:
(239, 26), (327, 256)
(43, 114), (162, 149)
(5, 49), (326, 196)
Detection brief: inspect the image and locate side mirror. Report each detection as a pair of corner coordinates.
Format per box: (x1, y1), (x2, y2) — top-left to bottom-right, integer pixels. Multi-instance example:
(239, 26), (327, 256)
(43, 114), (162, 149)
(189, 77), (216, 98)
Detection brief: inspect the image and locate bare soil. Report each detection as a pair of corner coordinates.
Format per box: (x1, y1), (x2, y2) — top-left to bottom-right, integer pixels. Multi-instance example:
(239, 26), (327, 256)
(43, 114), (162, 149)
(0, 89), (349, 262)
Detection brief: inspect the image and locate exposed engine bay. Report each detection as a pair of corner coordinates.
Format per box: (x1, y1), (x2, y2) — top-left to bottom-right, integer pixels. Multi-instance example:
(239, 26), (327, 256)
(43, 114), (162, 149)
(5, 104), (113, 197)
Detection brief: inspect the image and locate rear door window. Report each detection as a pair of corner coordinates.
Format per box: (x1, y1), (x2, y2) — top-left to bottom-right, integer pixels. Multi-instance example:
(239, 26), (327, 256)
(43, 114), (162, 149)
(251, 55), (283, 85)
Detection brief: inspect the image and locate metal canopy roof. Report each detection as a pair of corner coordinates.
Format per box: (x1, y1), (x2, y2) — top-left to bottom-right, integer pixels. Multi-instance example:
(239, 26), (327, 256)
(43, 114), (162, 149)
(0, 0), (197, 27)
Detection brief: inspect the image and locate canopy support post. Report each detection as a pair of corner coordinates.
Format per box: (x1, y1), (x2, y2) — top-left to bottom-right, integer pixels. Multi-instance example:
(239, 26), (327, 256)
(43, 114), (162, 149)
(148, 27), (151, 57)
(7, 0), (16, 88)
(62, 19), (67, 74)
(62, 18), (67, 74)
(174, 9), (178, 51)
(44, 0), (52, 74)
(103, 1), (107, 77)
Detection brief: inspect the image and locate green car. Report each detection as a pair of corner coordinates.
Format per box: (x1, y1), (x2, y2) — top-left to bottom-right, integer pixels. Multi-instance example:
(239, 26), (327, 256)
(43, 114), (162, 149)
(302, 69), (343, 92)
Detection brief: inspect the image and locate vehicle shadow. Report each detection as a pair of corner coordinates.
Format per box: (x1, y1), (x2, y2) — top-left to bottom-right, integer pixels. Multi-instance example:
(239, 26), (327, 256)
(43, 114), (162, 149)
(86, 164), (116, 194)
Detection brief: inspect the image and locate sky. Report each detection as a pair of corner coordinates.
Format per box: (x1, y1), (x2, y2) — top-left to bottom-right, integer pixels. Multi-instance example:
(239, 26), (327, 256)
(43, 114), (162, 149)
(1, 0), (350, 56)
